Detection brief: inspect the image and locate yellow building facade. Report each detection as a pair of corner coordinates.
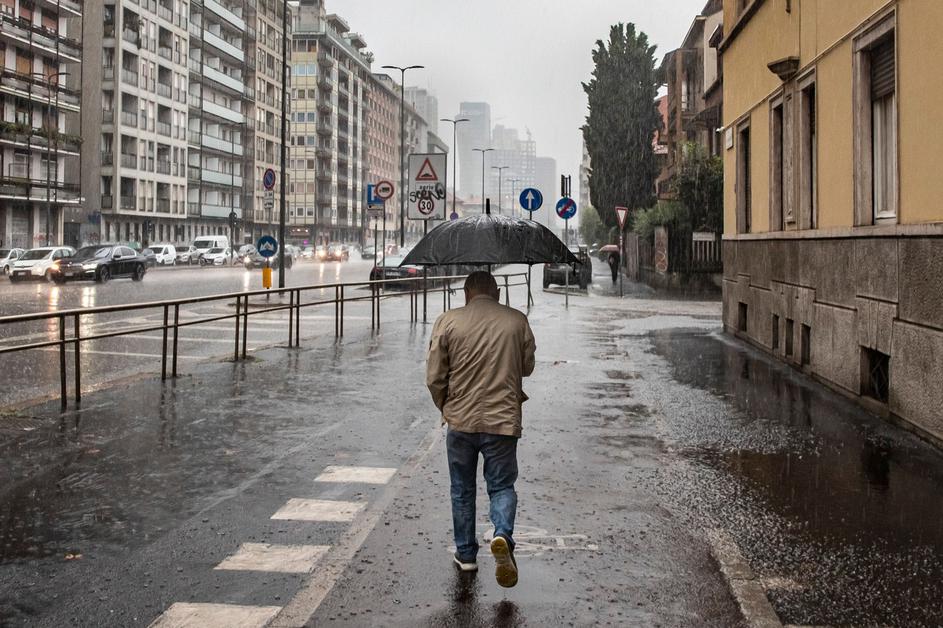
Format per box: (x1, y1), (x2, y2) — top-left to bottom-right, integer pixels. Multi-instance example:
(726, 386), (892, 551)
(721, 0), (943, 441)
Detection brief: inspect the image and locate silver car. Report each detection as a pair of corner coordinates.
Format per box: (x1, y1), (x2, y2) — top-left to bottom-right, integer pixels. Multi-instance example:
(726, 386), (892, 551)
(0, 248), (25, 275)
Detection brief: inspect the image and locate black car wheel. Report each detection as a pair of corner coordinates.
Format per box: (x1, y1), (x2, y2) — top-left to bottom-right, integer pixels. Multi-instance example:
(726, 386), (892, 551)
(97, 266), (111, 283)
(132, 264), (145, 281)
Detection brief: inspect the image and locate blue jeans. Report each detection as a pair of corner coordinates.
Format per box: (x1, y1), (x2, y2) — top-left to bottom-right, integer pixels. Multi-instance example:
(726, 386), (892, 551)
(446, 428), (518, 560)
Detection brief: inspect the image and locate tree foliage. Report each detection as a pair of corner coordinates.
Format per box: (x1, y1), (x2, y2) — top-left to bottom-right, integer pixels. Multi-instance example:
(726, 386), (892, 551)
(674, 142), (723, 233)
(579, 206), (610, 245)
(582, 23), (661, 232)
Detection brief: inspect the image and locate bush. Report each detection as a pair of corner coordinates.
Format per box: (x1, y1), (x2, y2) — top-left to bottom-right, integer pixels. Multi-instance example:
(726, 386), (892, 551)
(632, 201), (690, 240)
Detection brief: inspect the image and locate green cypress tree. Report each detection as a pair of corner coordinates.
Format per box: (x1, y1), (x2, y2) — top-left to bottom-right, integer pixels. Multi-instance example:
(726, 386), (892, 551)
(582, 23), (661, 231)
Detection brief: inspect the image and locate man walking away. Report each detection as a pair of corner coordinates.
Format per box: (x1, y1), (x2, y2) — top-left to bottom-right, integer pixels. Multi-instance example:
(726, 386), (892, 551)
(607, 250), (621, 284)
(426, 271), (536, 588)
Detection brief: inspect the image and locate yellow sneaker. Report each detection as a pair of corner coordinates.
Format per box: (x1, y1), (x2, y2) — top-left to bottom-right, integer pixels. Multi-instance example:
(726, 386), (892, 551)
(490, 535), (518, 588)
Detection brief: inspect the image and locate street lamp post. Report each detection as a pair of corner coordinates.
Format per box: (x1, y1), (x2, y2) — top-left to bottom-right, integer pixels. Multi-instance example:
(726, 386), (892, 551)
(34, 71), (69, 246)
(440, 117), (469, 219)
(381, 64), (424, 247)
(491, 166), (508, 214)
(278, 0), (289, 288)
(472, 148), (493, 213)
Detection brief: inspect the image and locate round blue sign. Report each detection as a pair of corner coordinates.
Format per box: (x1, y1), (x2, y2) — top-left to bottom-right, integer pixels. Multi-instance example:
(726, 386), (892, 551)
(262, 168), (277, 191)
(256, 235), (278, 258)
(556, 197), (577, 220)
(519, 188), (543, 212)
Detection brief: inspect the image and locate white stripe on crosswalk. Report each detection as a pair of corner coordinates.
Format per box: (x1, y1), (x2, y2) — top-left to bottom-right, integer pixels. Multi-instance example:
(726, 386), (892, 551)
(270, 498), (365, 522)
(148, 602), (280, 628)
(315, 465), (397, 485)
(214, 543), (329, 574)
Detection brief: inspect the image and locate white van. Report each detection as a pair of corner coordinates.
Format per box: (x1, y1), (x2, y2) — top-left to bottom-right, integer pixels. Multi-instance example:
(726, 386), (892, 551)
(150, 244), (178, 265)
(191, 235), (229, 258)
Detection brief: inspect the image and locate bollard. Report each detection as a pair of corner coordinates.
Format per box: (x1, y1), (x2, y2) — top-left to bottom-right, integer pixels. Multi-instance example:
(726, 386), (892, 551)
(262, 265), (272, 289)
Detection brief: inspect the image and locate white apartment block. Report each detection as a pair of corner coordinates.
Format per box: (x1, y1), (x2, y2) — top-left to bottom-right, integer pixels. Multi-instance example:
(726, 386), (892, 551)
(0, 0), (83, 248)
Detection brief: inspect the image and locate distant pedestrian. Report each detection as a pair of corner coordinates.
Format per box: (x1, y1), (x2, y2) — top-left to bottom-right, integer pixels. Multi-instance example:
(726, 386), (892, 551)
(426, 271), (536, 588)
(607, 250), (621, 283)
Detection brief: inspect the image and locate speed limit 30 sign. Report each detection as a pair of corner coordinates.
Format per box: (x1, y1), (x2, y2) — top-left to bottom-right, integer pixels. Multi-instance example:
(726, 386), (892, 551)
(407, 153), (447, 221)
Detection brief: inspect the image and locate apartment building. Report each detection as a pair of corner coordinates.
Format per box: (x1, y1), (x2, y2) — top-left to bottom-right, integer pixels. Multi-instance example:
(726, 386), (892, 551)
(0, 0), (83, 248)
(721, 0), (943, 442)
(455, 101), (490, 198)
(288, 0), (369, 246)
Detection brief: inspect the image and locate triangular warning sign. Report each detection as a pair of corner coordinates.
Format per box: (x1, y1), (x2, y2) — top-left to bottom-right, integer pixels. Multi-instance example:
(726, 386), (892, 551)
(416, 158), (438, 182)
(615, 206), (629, 229)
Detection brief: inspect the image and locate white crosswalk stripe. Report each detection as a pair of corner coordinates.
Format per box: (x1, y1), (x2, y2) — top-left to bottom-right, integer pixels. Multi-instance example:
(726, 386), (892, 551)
(215, 543), (329, 574)
(314, 465), (397, 485)
(270, 498), (366, 522)
(148, 602), (280, 628)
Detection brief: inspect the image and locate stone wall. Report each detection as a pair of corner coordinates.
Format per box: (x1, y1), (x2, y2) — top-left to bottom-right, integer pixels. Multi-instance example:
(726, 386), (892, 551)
(723, 235), (943, 443)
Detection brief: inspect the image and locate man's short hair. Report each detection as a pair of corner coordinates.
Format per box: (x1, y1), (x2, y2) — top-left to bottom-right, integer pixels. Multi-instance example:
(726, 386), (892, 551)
(464, 270), (498, 295)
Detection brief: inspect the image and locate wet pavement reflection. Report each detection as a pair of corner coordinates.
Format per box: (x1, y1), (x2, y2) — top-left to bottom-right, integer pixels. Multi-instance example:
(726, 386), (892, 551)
(648, 329), (943, 626)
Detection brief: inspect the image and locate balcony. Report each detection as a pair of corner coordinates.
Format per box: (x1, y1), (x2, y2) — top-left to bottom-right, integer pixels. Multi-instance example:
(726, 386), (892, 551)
(157, 160), (171, 174)
(201, 134), (244, 156)
(315, 167), (332, 182)
(316, 122), (331, 136)
(201, 168), (243, 187)
(203, 65), (245, 94)
(156, 121), (172, 136)
(120, 195), (137, 210)
(317, 52), (334, 68)
(122, 29), (140, 47)
(158, 45), (172, 61)
(102, 152), (114, 166)
(189, 21), (202, 38)
(187, 130), (201, 145)
(157, 83), (172, 98)
(317, 100), (331, 114)
(188, 57), (202, 74)
(120, 111), (138, 127)
(157, 198), (171, 212)
(0, 13), (83, 62)
(121, 69), (139, 86)
(120, 154), (138, 169)
(204, 30), (244, 63)
(318, 77), (333, 92)
(0, 68), (81, 112)
(203, 100), (244, 124)
(204, 0), (246, 30)
(102, 110), (115, 124)
(188, 166), (201, 181)
(158, 5), (173, 22)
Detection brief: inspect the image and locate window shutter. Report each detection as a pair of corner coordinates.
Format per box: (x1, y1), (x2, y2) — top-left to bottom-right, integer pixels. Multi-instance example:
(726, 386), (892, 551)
(870, 39), (895, 99)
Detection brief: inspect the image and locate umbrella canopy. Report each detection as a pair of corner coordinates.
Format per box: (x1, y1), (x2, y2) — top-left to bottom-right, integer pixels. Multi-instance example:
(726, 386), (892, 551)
(598, 244), (620, 253)
(401, 213), (580, 267)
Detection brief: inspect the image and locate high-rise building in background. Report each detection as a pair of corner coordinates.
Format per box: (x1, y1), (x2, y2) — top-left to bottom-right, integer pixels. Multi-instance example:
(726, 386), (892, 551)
(488, 124), (535, 212)
(535, 155), (558, 229)
(77, 0), (289, 248)
(288, 0), (370, 246)
(0, 0), (83, 249)
(404, 86), (437, 136)
(579, 139), (591, 212)
(456, 101), (490, 198)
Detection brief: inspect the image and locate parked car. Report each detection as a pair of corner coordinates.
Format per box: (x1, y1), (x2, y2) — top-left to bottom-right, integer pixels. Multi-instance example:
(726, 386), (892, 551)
(200, 247), (232, 266)
(139, 248), (158, 268)
(8, 246), (75, 282)
(50, 245), (146, 283)
(543, 245), (592, 290)
(369, 255), (422, 289)
(192, 235), (229, 259)
(176, 245), (201, 265)
(150, 244), (178, 265)
(0, 248), (25, 275)
(243, 248), (292, 269)
(326, 244), (349, 261)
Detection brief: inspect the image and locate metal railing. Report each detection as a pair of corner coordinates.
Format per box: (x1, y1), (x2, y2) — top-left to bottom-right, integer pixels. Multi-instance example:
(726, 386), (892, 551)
(0, 272), (531, 410)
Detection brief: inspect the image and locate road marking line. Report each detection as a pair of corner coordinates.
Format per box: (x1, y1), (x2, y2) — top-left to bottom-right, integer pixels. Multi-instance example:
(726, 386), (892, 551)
(314, 465), (397, 485)
(214, 543), (329, 574)
(34, 347), (202, 360)
(148, 602), (280, 628)
(270, 498), (365, 523)
(269, 426), (442, 627)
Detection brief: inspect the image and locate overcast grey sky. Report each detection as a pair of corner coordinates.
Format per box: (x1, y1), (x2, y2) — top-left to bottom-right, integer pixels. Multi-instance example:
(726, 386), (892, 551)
(334, 0), (705, 202)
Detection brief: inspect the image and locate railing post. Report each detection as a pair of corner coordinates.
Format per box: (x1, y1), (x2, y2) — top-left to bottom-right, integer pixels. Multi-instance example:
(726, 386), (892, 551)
(371, 283), (376, 331)
(294, 289), (300, 347)
(289, 290), (295, 346)
(161, 304), (169, 381)
(73, 313), (81, 404)
(377, 282), (381, 331)
(339, 285), (344, 338)
(504, 275), (510, 306)
(423, 269), (428, 323)
(234, 295), (241, 361)
(242, 295), (249, 358)
(58, 315), (66, 410)
(443, 280), (447, 312)
(334, 285), (339, 338)
(172, 304), (180, 377)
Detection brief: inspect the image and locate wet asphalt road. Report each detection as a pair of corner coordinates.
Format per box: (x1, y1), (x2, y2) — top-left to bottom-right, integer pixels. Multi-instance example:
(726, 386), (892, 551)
(2, 268), (943, 626)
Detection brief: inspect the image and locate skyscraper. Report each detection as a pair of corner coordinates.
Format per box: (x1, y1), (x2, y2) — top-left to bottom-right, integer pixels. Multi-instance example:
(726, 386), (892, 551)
(405, 86), (437, 136)
(455, 101), (490, 198)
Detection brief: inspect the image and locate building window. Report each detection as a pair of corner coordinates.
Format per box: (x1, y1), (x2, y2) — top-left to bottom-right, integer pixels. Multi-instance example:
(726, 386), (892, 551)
(798, 76), (817, 229)
(770, 99), (785, 231)
(854, 14), (897, 225)
(736, 122), (752, 233)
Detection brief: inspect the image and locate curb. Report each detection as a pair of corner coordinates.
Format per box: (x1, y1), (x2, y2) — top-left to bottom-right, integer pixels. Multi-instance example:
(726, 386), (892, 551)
(707, 529), (783, 628)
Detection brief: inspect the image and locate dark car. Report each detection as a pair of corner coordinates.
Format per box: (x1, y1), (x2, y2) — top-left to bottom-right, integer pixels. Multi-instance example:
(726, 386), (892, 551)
(369, 255), (422, 289)
(243, 248), (292, 270)
(51, 245), (147, 283)
(543, 245), (592, 290)
(140, 248), (158, 268)
(326, 244), (349, 261)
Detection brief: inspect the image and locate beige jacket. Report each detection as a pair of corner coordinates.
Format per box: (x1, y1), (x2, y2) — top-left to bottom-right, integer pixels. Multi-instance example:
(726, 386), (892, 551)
(426, 294), (536, 437)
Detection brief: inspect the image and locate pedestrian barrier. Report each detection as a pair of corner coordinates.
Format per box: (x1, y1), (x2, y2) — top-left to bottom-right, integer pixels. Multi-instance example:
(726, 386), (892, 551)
(0, 272), (530, 410)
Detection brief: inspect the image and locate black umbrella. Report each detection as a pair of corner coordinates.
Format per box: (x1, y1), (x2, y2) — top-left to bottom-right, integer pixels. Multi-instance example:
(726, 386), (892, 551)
(400, 213), (579, 267)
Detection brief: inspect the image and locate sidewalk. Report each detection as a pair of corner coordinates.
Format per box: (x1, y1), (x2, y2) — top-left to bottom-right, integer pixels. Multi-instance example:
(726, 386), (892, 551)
(3, 274), (943, 626)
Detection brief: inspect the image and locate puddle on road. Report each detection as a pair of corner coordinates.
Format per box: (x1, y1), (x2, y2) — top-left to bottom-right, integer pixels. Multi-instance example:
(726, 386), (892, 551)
(649, 329), (943, 626)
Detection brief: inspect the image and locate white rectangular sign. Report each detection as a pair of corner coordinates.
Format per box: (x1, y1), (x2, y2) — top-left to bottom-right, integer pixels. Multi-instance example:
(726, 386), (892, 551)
(407, 153), (447, 221)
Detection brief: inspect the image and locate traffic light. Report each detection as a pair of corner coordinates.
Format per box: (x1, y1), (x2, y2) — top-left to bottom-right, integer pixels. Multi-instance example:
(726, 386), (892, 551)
(560, 175), (572, 198)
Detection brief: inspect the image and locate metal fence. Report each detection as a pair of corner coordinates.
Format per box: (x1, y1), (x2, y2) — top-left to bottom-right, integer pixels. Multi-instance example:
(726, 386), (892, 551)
(0, 272), (531, 410)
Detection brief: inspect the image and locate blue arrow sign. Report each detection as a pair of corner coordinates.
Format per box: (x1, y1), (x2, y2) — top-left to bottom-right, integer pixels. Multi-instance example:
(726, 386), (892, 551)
(257, 235), (278, 258)
(556, 197), (577, 220)
(519, 188), (543, 212)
